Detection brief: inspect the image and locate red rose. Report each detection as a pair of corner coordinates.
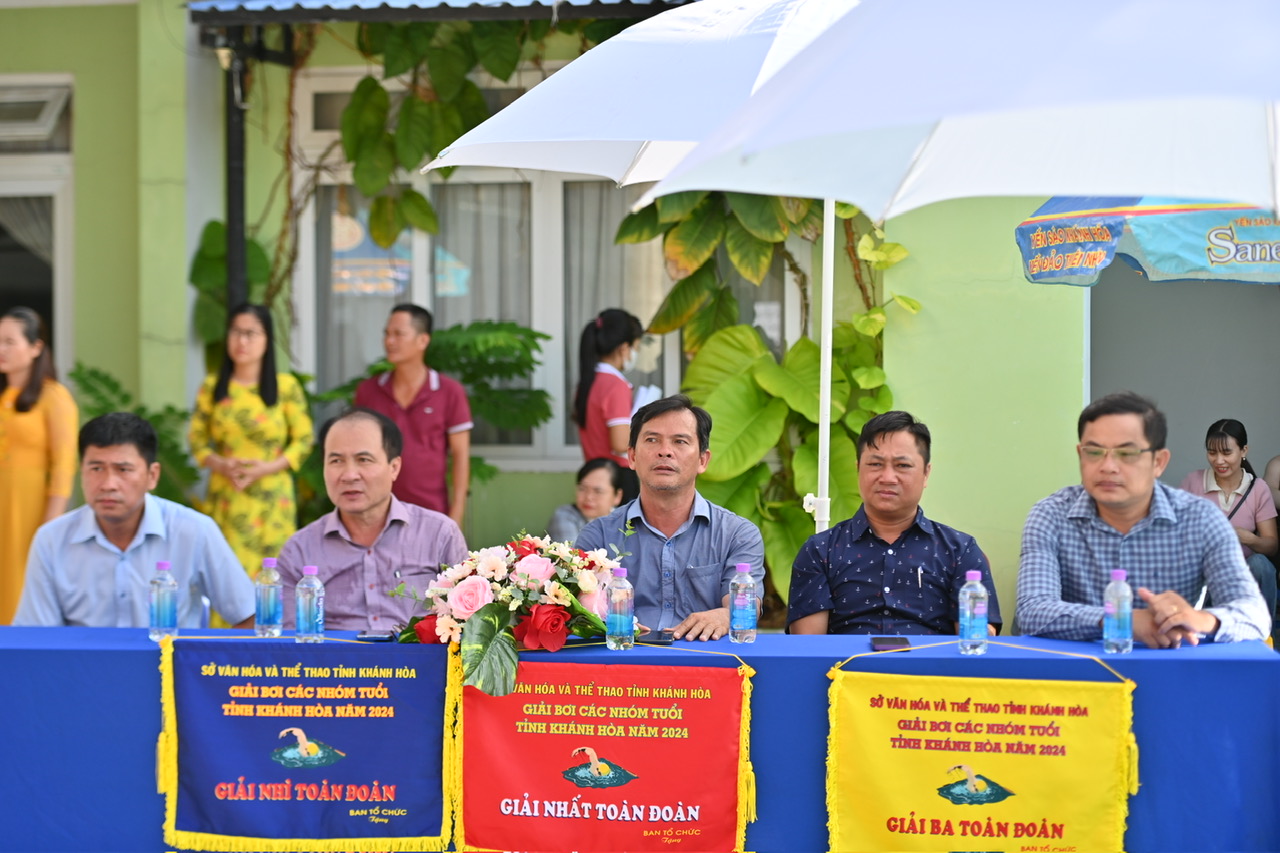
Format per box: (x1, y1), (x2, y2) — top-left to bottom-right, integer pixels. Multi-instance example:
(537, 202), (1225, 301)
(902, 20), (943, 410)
(513, 604), (570, 652)
(510, 538), (541, 559)
(413, 614), (442, 644)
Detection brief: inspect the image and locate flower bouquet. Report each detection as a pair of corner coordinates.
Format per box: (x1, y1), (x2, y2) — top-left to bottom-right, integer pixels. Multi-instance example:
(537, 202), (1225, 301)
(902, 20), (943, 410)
(392, 534), (621, 696)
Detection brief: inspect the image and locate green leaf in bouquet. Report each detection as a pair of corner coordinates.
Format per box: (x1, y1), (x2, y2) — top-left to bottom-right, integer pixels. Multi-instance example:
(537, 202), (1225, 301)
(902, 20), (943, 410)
(459, 601), (519, 697)
(564, 588), (606, 638)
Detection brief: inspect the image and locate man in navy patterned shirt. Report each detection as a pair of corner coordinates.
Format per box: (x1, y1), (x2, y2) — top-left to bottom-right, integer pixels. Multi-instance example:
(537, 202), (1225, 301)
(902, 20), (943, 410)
(788, 411), (1001, 635)
(1017, 392), (1270, 646)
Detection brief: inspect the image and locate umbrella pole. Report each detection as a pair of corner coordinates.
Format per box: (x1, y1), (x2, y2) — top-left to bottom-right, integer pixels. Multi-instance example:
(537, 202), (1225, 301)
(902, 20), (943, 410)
(812, 197), (835, 534)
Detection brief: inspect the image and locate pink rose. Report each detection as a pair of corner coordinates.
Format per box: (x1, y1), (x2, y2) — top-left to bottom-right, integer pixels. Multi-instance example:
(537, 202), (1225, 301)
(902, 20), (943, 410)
(578, 588), (608, 619)
(447, 575), (495, 620)
(513, 554), (557, 589)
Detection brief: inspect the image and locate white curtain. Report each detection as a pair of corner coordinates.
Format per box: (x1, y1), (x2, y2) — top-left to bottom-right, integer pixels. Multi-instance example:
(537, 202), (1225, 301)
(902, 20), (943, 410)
(0, 195), (53, 266)
(563, 182), (669, 444)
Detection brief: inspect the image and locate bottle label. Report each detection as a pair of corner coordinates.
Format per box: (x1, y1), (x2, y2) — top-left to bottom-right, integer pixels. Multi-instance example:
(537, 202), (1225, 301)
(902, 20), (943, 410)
(257, 588), (282, 625)
(959, 610), (986, 641)
(730, 593), (756, 631)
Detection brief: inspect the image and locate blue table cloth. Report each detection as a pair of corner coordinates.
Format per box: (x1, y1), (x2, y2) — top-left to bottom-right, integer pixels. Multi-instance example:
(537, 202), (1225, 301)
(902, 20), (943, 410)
(1, 628), (1276, 852)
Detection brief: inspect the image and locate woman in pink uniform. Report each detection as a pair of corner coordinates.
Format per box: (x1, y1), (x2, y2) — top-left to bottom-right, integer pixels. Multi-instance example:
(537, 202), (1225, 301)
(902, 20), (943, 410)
(572, 309), (643, 501)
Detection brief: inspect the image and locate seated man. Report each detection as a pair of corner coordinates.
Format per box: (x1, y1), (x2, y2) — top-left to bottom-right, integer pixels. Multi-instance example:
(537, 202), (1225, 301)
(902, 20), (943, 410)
(15, 413), (254, 628)
(575, 395), (764, 641)
(278, 408), (467, 632)
(788, 410), (1001, 635)
(1018, 392), (1271, 646)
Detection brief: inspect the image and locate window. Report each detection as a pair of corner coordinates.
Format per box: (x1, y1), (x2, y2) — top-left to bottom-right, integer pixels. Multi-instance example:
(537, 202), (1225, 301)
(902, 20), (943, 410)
(293, 66), (798, 471)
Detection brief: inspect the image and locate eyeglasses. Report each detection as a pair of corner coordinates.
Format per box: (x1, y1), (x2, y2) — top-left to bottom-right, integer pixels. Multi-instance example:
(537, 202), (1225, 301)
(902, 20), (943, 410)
(229, 328), (265, 340)
(1078, 444), (1156, 464)
(576, 485), (613, 497)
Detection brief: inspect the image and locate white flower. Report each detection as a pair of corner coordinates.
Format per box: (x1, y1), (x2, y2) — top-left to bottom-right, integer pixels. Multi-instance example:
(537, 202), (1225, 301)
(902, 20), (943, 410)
(474, 546), (508, 579)
(543, 580), (573, 607)
(575, 569), (598, 594)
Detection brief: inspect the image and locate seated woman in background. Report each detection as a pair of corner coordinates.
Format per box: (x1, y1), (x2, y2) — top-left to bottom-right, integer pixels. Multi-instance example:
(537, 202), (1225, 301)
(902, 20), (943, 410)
(547, 458), (625, 543)
(1179, 418), (1278, 618)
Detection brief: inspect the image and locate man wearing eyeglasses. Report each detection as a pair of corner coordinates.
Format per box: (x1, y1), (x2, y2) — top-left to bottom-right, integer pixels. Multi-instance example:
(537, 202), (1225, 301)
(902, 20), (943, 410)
(1017, 392), (1271, 647)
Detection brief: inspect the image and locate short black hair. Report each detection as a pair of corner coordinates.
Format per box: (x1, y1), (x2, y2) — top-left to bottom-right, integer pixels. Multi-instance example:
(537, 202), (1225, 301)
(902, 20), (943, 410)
(578, 457), (626, 492)
(79, 412), (158, 465)
(1078, 391), (1167, 450)
(319, 407), (403, 461)
(391, 303), (433, 336)
(628, 394), (712, 454)
(1205, 418), (1254, 476)
(857, 411), (932, 465)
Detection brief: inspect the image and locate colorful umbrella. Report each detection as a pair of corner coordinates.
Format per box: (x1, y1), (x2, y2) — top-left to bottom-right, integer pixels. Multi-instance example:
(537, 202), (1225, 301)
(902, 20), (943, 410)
(1015, 197), (1280, 287)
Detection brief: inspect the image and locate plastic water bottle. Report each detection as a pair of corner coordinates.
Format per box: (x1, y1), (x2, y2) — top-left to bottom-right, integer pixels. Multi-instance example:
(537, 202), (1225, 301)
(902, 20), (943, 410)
(149, 560), (178, 641)
(958, 570), (988, 655)
(255, 557), (283, 638)
(729, 562), (758, 644)
(1104, 569), (1133, 654)
(295, 565), (325, 643)
(606, 567), (634, 650)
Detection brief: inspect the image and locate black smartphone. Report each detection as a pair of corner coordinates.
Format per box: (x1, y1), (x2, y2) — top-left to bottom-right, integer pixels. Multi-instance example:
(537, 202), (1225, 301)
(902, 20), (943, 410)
(356, 631), (396, 642)
(871, 636), (910, 651)
(637, 629), (675, 645)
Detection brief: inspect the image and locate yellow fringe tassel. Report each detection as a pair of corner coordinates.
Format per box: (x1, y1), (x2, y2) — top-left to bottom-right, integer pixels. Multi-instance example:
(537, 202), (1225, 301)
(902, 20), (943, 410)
(735, 663), (758, 852)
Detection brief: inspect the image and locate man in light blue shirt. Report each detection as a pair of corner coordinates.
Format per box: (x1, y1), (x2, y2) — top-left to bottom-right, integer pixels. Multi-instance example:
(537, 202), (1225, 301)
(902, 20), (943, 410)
(14, 412), (254, 628)
(576, 395), (764, 641)
(1017, 392), (1270, 646)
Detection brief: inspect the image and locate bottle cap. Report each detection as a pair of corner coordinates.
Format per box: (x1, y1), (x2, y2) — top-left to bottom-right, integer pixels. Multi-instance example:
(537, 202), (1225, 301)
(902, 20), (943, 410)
(612, 567), (627, 578)
(302, 565), (319, 576)
(965, 570), (981, 582)
(263, 557), (278, 569)
(156, 561), (171, 571)
(1110, 569), (1127, 581)
(735, 562), (751, 573)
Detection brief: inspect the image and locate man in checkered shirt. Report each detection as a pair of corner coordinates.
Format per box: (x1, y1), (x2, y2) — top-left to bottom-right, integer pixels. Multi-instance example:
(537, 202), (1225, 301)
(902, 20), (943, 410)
(1017, 392), (1271, 647)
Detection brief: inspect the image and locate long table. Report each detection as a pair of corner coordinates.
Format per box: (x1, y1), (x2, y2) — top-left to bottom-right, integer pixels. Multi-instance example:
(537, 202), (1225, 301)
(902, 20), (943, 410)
(2, 627), (1277, 852)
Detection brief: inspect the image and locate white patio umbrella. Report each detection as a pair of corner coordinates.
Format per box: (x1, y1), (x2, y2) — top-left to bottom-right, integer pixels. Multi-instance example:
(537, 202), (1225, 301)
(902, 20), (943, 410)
(428, 0), (861, 184)
(426, 0), (864, 534)
(638, 0), (1280, 536)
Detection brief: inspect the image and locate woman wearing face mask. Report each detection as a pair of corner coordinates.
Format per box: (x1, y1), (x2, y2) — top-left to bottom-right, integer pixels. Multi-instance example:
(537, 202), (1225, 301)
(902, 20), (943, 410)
(1179, 418), (1278, 619)
(0, 307), (78, 624)
(547, 458), (626, 542)
(572, 309), (644, 499)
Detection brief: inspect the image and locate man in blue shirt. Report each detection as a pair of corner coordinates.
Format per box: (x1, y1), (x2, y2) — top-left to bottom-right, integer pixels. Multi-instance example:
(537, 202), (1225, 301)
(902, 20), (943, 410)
(576, 395), (763, 641)
(787, 410), (1001, 635)
(1017, 392), (1270, 646)
(14, 412), (254, 628)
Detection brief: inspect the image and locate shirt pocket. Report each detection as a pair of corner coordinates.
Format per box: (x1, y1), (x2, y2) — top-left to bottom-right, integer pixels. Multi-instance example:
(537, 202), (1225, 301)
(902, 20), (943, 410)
(675, 563), (724, 614)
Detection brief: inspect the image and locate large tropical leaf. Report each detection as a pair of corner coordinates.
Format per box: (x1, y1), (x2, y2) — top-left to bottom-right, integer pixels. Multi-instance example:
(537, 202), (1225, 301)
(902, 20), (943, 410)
(198, 220), (226, 258)
(778, 196), (813, 225)
(851, 306), (887, 338)
(753, 337), (849, 424)
(702, 373), (788, 481)
(726, 192), (787, 242)
(426, 45), (471, 102)
(395, 95), (433, 171)
(682, 284), (739, 355)
(696, 462), (770, 521)
(368, 195), (406, 249)
(246, 237), (271, 286)
(471, 21), (523, 81)
(791, 428), (861, 517)
(424, 100), (465, 160)
(724, 216), (774, 284)
(851, 365), (886, 390)
(357, 22), (389, 56)
(647, 261), (715, 334)
(663, 199), (726, 281)
(655, 190), (708, 224)
(761, 504), (814, 605)
(459, 601), (520, 696)
(682, 324), (771, 401)
(193, 290), (226, 344)
(453, 80), (491, 134)
(352, 134), (397, 197)
(615, 203), (665, 245)
(383, 26), (420, 78)
(399, 188), (439, 234)
(340, 76), (389, 162)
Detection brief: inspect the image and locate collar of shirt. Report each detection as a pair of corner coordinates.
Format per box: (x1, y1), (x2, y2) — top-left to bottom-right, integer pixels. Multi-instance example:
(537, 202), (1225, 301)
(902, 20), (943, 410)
(594, 362), (633, 387)
(322, 494), (411, 546)
(1067, 481), (1178, 531)
(1202, 468), (1253, 510)
(848, 505), (934, 544)
(626, 492), (711, 539)
(70, 492), (168, 553)
(376, 367), (440, 395)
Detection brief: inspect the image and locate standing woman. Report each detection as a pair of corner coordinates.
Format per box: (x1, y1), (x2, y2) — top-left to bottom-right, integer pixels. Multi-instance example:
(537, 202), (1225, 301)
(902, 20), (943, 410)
(572, 309), (643, 501)
(189, 305), (313, 592)
(0, 307), (78, 624)
(1179, 418), (1278, 619)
